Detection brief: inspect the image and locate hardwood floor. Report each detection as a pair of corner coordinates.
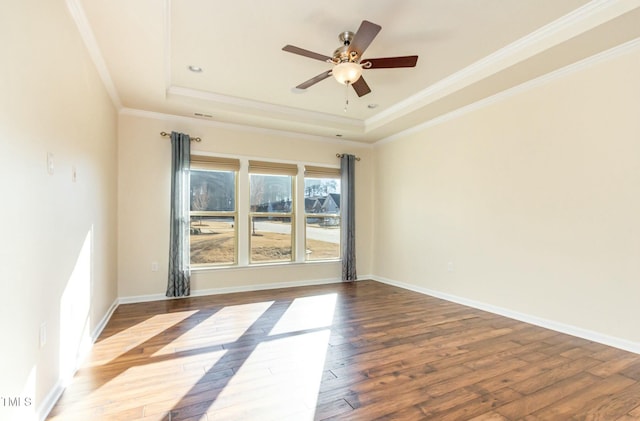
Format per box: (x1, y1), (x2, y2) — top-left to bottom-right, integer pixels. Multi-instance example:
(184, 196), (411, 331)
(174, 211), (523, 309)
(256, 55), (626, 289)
(48, 280), (640, 420)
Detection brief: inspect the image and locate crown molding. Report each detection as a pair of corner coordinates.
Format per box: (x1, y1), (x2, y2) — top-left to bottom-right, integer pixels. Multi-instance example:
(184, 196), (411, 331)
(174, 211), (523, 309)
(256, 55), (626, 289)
(120, 107), (373, 148)
(366, 0), (640, 133)
(65, 0), (122, 110)
(167, 85), (364, 130)
(70, 0), (640, 144)
(376, 35), (640, 146)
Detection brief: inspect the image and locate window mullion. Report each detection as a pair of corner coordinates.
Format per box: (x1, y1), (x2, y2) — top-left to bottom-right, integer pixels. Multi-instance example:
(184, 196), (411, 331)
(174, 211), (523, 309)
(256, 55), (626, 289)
(237, 158), (250, 265)
(295, 166), (306, 263)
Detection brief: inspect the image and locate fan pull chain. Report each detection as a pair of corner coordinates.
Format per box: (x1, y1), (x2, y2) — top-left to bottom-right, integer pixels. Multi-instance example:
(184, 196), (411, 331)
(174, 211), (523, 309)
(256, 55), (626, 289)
(344, 82), (350, 112)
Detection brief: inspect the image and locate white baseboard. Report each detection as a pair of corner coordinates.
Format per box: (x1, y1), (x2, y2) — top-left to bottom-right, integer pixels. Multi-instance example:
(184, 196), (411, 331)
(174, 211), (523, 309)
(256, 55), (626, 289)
(117, 276), (359, 305)
(38, 297), (119, 421)
(371, 275), (640, 355)
(37, 381), (63, 421)
(91, 298), (119, 342)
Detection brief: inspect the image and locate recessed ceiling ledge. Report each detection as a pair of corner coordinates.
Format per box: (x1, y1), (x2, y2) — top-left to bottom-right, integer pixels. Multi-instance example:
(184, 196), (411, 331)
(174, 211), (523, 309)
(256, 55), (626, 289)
(364, 0), (640, 133)
(167, 85), (364, 130)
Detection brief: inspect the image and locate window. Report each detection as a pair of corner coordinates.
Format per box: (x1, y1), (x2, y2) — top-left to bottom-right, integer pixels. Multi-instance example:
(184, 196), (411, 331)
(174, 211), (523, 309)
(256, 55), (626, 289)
(249, 161), (297, 263)
(190, 156), (239, 266)
(187, 157), (340, 268)
(304, 166), (341, 261)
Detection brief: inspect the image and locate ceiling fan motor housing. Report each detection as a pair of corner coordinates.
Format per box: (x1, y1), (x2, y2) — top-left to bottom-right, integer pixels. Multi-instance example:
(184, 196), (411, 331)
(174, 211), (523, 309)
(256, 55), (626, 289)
(334, 31), (359, 64)
(339, 31), (355, 45)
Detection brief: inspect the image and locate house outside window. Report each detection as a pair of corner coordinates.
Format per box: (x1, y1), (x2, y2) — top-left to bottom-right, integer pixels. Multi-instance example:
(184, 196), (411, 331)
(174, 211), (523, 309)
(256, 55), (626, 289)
(304, 166), (341, 261)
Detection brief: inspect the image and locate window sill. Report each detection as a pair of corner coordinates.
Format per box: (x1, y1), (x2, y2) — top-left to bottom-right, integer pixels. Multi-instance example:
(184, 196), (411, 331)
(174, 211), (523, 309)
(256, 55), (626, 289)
(191, 259), (341, 272)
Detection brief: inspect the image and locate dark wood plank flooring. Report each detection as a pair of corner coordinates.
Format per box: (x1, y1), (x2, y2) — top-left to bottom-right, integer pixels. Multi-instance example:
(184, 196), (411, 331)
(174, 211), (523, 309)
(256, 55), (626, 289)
(48, 280), (640, 420)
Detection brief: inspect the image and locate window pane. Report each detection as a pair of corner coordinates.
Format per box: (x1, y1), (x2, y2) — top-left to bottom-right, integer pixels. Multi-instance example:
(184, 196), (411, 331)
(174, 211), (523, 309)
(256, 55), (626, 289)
(305, 177), (341, 261)
(250, 174), (292, 213)
(304, 178), (341, 214)
(191, 170), (235, 212)
(190, 216), (235, 265)
(250, 216), (292, 263)
(305, 216), (340, 260)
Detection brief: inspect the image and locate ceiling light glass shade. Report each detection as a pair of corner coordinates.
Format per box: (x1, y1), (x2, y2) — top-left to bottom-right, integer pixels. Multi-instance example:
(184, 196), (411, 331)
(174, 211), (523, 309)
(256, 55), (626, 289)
(332, 62), (362, 85)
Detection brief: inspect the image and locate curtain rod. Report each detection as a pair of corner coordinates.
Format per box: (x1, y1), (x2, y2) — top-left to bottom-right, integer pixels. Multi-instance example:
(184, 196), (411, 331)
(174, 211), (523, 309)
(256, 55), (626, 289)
(160, 131), (202, 142)
(336, 153), (361, 161)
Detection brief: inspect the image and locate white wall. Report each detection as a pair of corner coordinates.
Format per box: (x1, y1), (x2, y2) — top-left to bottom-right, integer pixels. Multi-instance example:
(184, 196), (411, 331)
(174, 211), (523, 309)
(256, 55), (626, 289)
(0, 1), (118, 419)
(117, 111), (374, 298)
(373, 43), (640, 347)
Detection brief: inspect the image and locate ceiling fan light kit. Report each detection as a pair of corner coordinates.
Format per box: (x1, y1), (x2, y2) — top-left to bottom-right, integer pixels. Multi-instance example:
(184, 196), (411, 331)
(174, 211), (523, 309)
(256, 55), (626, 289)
(332, 61), (362, 85)
(282, 20), (418, 106)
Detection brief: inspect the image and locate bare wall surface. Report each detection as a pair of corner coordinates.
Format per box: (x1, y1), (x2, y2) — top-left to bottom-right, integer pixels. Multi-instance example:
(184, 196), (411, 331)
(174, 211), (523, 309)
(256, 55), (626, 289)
(0, 0), (118, 419)
(117, 112), (374, 298)
(374, 43), (640, 344)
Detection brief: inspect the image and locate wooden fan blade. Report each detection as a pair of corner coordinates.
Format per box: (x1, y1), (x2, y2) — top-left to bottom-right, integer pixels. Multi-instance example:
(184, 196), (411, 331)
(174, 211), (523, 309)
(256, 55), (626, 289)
(351, 76), (371, 97)
(350, 20), (382, 57)
(282, 45), (332, 62)
(361, 55), (418, 69)
(296, 70), (333, 89)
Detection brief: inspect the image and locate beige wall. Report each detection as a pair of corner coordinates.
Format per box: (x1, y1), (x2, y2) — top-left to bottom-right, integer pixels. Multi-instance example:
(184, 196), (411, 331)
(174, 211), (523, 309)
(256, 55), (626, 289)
(0, 0), (118, 419)
(118, 112), (374, 298)
(373, 44), (640, 344)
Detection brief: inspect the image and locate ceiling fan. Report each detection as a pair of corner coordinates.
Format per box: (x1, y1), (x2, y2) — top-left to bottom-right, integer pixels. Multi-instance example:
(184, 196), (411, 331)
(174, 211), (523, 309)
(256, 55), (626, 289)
(282, 20), (418, 98)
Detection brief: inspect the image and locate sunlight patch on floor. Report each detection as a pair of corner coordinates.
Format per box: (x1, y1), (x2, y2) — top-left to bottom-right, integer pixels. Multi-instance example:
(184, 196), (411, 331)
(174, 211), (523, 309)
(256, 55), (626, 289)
(152, 301), (275, 356)
(58, 295), (338, 419)
(85, 310), (198, 366)
(208, 330), (332, 420)
(269, 293), (338, 335)
(204, 294), (338, 420)
(67, 301), (277, 417)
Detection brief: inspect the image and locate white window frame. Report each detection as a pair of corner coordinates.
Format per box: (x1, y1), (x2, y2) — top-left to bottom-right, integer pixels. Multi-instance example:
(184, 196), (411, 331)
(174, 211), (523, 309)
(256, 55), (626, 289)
(189, 156), (240, 267)
(303, 166), (341, 261)
(247, 160), (298, 264)
(189, 155), (340, 269)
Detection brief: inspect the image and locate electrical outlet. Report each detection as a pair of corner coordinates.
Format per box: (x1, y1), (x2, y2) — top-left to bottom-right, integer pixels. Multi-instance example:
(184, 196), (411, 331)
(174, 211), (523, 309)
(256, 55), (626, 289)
(72, 166), (77, 182)
(39, 323), (47, 348)
(151, 261), (159, 272)
(447, 261), (455, 272)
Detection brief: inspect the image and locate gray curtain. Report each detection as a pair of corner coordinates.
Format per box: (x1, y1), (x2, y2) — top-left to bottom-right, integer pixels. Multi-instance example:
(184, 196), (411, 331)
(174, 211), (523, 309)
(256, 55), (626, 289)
(340, 154), (357, 281)
(167, 131), (191, 297)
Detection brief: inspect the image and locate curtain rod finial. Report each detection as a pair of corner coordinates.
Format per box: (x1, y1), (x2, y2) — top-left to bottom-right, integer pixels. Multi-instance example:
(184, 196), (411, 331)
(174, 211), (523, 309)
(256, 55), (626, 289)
(337, 153), (361, 161)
